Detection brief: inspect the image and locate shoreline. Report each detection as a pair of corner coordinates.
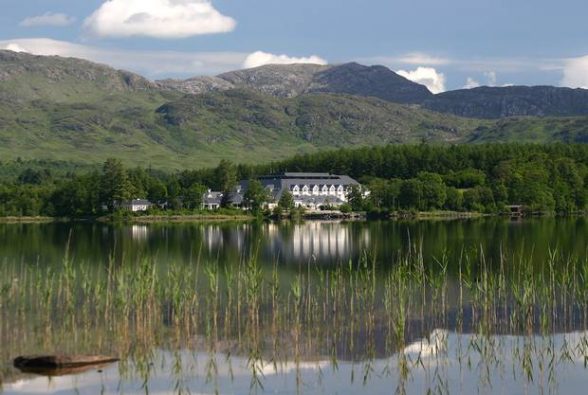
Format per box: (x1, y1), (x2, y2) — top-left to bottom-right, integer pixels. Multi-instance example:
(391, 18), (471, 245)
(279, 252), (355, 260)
(0, 216), (60, 223)
(125, 214), (255, 223)
(0, 211), (584, 224)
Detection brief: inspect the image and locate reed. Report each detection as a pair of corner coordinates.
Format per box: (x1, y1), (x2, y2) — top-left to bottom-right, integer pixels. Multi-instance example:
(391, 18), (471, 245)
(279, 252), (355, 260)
(2, 242), (588, 394)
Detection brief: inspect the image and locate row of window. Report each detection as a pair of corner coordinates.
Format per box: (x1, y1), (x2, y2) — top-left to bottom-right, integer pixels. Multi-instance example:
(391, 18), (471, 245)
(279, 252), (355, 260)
(290, 184), (347, 195)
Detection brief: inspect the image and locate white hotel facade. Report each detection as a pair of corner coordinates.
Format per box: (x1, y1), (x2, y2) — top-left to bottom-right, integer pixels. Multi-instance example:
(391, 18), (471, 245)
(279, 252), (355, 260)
(238, 172), (362, 210)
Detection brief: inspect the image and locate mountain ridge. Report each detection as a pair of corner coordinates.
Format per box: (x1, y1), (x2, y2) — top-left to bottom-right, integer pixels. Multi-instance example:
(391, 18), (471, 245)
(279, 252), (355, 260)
(157, 62), (433, 104)
(423, 85), (588, 119)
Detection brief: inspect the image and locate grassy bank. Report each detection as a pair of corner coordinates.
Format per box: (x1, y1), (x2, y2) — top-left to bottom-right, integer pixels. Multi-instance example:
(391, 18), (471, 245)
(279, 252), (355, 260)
(0, 216), (58, 223)
(128, 214), (255, 223)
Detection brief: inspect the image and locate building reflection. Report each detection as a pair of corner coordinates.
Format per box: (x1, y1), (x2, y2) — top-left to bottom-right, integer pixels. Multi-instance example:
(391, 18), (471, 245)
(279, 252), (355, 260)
(196, 222), (372, 265)
(130, 225), (149, 241)
(266, 222), (354, 264)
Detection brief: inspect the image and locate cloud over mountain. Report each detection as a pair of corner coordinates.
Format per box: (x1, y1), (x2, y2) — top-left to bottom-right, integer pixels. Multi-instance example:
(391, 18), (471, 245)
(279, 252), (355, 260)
(84, 0), (236, 39)
(397, 67), (446, 94)
(243, 51), (327, 69)
(561, 55), (588, 89)
(0, 38), (246, 77)
(1, 43), (28, 53)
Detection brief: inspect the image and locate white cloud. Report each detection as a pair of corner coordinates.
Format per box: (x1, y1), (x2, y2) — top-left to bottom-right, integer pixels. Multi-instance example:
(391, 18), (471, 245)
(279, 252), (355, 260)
(484, 71), (497, 86)
(463, 77), (480, 89)
(20, 12), (76, 27)
(396, 53), (451, 66)
(84, 0), (236, 39)
(0, 38), (248, 78)
(371, 53), (451, 67)
(561, 55), (588, 89)
(243, 51), (327, 69)
(2, 43), (29, 53)
(397, 67), (446, 94)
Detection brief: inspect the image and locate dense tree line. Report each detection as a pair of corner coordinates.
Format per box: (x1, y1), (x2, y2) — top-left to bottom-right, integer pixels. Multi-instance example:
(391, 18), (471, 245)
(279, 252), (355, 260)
(259, 144), (588, 213)
(1, 144), (588, 217)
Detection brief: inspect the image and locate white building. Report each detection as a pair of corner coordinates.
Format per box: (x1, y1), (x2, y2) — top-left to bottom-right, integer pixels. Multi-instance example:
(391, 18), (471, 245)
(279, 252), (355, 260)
(240, 172), (362, 210)
(118, 199), (152, 212)
(202, 190), (223, 210)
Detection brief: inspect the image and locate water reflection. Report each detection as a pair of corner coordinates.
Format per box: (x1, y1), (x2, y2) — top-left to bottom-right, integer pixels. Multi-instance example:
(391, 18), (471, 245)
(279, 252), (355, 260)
(5, 329), (588, 395)
(130, 225), (149, 241)
(2, 218), (588, 394)
(1, 218), (587, 268)
(276, 222), (354, 262)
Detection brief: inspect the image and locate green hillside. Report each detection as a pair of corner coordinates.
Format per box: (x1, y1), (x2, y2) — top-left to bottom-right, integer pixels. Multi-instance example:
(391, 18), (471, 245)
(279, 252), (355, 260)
(1, 50), (588, 171)
(466, 117), (588, 143)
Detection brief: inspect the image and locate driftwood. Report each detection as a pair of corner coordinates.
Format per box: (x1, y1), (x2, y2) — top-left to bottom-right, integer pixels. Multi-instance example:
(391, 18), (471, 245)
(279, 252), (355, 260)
(14, 363), (116, 377)
(13, 355), (119, 375)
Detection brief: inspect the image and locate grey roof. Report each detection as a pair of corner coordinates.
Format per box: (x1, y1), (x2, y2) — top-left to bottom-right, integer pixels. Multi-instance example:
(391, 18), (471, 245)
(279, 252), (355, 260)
(203, 192), (223, 205)
(228, 191), (244, 205)
(237, 173), (359, 203)
(282, 172), (333, 177)
(259, 172), (356, 181)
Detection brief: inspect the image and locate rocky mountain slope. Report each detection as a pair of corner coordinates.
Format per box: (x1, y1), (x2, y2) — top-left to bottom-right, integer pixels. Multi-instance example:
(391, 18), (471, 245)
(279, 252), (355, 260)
(159, 61), (588, 120)
(157, 62), (433, 104)
(0, 50), (155, 102)
(423, 86), (588, 119)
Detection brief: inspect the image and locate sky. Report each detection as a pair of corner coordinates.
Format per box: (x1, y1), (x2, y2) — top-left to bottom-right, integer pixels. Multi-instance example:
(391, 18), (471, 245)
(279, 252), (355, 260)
(1, 0), (588, 92)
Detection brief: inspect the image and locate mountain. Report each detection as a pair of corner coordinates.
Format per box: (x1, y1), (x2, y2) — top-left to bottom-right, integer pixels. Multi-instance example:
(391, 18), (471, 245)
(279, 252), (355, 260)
(155, 88), (479, 147)
(0, 51), (477, 168)
(157, 62), (433, 104)
(423, 86), (588, 119)
(1, 50), (588, 170)
(161, 63), (588, 120)
(0, 50), (155, 102)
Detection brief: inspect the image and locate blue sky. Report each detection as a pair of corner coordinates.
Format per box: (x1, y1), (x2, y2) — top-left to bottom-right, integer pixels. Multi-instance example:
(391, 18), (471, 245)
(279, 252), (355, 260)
(1, 0), (588, 92)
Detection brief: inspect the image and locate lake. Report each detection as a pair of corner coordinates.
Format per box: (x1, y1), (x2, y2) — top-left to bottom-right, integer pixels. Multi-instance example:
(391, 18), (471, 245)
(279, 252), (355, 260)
(1, 218), (588, 394)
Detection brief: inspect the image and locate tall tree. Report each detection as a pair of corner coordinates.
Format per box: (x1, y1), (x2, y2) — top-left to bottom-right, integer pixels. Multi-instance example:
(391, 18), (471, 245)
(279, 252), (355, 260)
(215, 160), (238, 208)
(100, 158), (132, 211)
(183, 183), (208, 210)
(278, 190), (295, 210)
(244, 179), (268, 213)
(347, 186), (364, 211)
(215, 160), (237, 192)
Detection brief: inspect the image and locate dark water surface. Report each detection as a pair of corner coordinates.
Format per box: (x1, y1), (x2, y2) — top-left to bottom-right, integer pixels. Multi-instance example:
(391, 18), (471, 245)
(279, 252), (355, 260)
(1, 218), (588, 395)
(1, 217), (586, 268)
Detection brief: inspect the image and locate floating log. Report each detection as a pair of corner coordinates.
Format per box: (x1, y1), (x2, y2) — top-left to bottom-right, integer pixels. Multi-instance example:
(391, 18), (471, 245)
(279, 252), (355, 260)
(14, 363), (116, 377)
(14, 355), (119, 371)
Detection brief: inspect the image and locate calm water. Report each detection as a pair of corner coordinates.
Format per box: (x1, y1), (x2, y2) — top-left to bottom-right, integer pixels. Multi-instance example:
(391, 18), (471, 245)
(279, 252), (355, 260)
(1, 217), (587, 268)
(1, 218), (588, 395)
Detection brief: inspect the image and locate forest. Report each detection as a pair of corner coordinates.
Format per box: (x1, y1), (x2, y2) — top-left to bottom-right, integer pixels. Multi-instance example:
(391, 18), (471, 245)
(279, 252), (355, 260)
(0, 144), (587, 217)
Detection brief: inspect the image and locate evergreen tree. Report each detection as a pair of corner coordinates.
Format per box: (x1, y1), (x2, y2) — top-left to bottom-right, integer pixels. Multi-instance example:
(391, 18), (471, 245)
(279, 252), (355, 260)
(278, 190), (295, 210)
(100, 158), (131, 211)
(244, 179), (268, 213)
